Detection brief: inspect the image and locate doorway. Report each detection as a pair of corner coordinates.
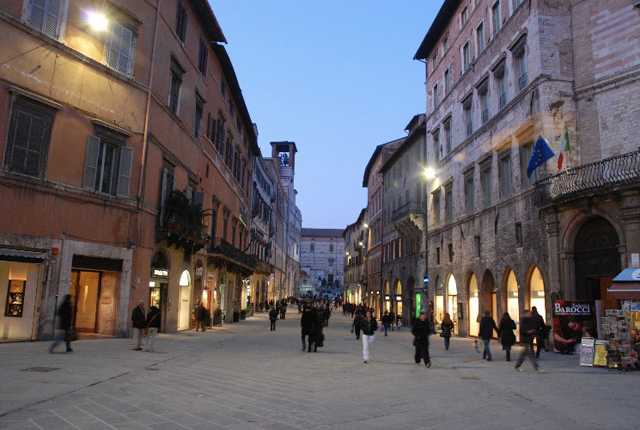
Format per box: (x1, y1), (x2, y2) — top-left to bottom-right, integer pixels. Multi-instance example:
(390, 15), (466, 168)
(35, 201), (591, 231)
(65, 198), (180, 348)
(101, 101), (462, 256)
(70, 270), (118, 335)
(149, 281), (168, 332)
(574, 217), (620, 303)
(468, 274), (479, 337)
(446, 274), (458, 335)
(178, 270), (192, 330)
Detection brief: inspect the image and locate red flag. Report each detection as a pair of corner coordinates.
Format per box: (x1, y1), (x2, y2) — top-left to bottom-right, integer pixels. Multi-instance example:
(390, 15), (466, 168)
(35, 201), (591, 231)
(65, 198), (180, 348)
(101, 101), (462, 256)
(557, 152), (564, 171)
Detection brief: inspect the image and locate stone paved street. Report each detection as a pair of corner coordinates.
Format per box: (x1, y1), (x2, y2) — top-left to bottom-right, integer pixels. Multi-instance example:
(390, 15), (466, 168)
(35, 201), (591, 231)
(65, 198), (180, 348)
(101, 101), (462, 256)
(1, 309), (639, 430)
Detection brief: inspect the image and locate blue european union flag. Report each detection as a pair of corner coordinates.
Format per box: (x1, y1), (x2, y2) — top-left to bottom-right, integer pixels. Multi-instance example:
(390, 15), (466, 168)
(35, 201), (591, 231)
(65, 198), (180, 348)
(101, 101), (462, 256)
(527, 136), (555, 178)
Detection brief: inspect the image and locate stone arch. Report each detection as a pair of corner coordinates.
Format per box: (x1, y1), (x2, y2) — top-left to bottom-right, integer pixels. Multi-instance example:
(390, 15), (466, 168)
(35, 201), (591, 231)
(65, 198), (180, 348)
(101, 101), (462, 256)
(573, 216), (621, 303)
(434, 275), (445, 325)
(503, 268), (520, 328)
(480, 269), (497, 321)
(446, 273), (458, 334)
(526, 265), (547, 322)
(468, 272), (480, 337)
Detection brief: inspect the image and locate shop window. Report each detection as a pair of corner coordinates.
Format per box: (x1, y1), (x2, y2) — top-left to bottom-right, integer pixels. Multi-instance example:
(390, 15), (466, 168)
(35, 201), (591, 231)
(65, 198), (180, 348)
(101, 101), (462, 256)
(5, 280), (26, 318)
(83, 127), (132, 197)
(24, 0), (66, 40)
(5, 95), (55, 178)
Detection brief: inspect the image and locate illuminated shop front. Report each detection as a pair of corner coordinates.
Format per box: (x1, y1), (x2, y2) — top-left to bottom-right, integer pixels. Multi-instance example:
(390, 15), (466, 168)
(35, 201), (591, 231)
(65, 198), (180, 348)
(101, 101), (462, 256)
(529, 267), (546, 321)
(178, 269), (192, 331)
(0, 251), (45, 341)
(394, 280), (403, 317)
(506, 270), (520, 335)
(384, 281), (391, 312)
(149, 252), (169, 332)
(468, 274), (479, 337)
(446, 274), (458, 335)
(434, 276), (444, 325)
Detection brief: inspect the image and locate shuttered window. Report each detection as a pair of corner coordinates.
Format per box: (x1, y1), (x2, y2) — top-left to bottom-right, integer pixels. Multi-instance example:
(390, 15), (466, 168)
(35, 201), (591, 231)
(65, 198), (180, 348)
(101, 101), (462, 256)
(26, 0), (64, 39)
(5, 96), (55, 178)
(83, 128), (132, 197)
(498, 150), (513, 199)
(106, 22), (135, 76)
(175, 2), (188, 42)
(198, 38), (208, 76)
(480, 158), (492, 208)
(168, 59), (184, 115)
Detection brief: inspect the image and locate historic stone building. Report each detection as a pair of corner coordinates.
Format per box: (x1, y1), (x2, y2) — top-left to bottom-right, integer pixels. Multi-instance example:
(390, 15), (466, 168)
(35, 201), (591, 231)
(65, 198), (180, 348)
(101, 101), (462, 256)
(344, 209), (367, 305)
(379, 115), (427, 325)
(414, 0), (640, 336)
(300, 228), (344, 297)
(362, 139), (402, 317)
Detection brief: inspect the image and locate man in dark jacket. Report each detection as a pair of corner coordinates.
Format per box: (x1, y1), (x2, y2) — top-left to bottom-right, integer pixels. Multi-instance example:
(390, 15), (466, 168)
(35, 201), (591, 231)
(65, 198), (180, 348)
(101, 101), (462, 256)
(196, 302), (208, 332)
(479, 310), (498, 361)
(145, 305), (161, 352)
(412, 312), (432, 367)
(311, 308), (324, 352)
(49, 294), (74, 353)
(131, 301), (146, 351)
(515, 310), (540, 371)
(301, 306), (315, 352)
(382, 311), (391, 336)
(531, 306), (545, 358)
(269, 307), (278, 331)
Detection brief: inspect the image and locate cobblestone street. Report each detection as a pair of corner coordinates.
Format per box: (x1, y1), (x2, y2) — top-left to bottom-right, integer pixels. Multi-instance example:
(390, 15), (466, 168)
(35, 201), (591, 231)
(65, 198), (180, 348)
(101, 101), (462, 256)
(0, 309), (638, 430)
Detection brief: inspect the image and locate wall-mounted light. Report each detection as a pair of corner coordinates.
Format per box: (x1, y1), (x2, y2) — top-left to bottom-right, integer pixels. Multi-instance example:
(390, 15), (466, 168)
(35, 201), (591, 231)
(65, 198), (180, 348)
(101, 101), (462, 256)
(86, 10), (109, 32)
(363, 223), (369, 229)
(423, 166), (437, 181)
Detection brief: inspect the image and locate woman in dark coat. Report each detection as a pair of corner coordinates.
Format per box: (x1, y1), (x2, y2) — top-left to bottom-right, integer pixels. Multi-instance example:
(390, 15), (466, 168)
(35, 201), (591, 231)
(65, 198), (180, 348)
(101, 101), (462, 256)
(311, 308), (324, 352)
(498, 312), (517, 361)
(440, 313), (454, 350)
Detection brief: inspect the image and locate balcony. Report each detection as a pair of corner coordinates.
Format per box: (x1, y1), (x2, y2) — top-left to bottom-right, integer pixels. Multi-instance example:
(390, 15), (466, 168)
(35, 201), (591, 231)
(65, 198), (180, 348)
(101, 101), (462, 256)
(157, 190), (208, 255)
(392, 201), (425, 237)
(208, 238), (257, 276)
(535, 149), (640, 207)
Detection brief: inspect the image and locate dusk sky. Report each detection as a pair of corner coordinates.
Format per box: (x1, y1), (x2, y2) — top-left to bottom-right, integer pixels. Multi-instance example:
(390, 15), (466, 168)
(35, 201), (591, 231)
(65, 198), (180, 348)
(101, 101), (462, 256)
(210, 1), (442, 228)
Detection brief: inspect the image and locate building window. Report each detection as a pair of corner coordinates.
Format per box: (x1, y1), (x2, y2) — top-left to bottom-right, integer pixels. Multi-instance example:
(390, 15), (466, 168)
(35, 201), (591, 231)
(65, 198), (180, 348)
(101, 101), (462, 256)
(513, 40), (528, 91)
(198, 38), (208, 76)
(444, 68), (451, 94)
(498, 150), (513, 199)
(157, 163), (174, 227)
(25, 0), (65, 39)
(5, 280), (26, 318)
(479, 82), (489, 124)
(328, 258), (334, 266)
(168, 59), (184, 115)
(83, 128), (132, 197)
(462, 41), (472, 73)
(215, 114), (226, 153)
(476, 22), (485, 54)
(480, 158), (492, 208)
(495, 63), (507, 110)
(442, 36), (448, 52)
(225, 135), (233, 167)
(106, 22), (135, 76)
(175, 1), (188, 42)
(492, 1), (501, 36)
(448, 243), (454, 262)
(463, 96), (473, 138)
(222, 209), (229, 242)
(515, 222), (523, 246)
(233, 148), (240, 181)
(512, 0), (525, 13)
(432, 129), (441, 162)
(464, 169), (475, 212)
(330, 244), (334, 252)
(433, 84), (439, 108)
(443, 118), (452, 154)
(4, 96), (55, 178)
(474, 235), (481, 257)
(432, 189), (441, 225)
(310, 243), (315, 253)
(231, 219), (237, 247)
(210, 205), (217, 240)
(194, 93), (204, 137)
(436, 247), (441, 265)
(461, 7), (469, 27)
(445, 182), (453, 223)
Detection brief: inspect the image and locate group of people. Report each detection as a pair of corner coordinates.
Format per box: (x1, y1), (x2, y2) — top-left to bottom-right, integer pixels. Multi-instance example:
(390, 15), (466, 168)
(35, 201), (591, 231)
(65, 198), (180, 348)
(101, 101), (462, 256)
(477, 306), (547, 371)
(131, 300), (162, 352)
(300, 304), (331, 352)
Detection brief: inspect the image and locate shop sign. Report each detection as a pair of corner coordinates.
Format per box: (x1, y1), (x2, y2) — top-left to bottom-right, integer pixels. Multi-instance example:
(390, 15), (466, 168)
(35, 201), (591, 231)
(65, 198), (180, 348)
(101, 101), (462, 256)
(579, 337), (595, 367)
(195, 266), (204, 278)
(552, 300), (596, 353)
(152, 269), (168, 278)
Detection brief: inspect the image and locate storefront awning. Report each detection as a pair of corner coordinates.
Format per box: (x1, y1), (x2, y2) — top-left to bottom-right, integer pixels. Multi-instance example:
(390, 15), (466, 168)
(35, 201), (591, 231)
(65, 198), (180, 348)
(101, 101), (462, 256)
(608, 268), (640, 299)
(0, 247), (47, 263)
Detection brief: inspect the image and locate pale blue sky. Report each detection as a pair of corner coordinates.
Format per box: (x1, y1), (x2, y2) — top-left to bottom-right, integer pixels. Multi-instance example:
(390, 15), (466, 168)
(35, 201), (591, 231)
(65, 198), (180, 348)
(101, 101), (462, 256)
(210, 1), (442, 228)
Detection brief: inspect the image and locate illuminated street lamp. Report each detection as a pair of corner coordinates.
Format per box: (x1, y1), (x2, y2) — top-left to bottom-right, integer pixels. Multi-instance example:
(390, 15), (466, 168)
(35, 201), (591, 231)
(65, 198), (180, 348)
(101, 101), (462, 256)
(363, 223), (369, 229)
(86, 11), (109, 32)
(423, 166), (437, 181)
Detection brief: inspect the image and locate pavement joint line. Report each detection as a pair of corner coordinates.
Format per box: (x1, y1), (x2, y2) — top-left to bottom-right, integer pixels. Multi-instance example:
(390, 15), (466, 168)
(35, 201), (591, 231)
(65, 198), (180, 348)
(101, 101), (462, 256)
(0, 370), (131, 419)
(27, 418), (44, 430)
(48, 408), (83, 430)
(72, 404), (119, 430)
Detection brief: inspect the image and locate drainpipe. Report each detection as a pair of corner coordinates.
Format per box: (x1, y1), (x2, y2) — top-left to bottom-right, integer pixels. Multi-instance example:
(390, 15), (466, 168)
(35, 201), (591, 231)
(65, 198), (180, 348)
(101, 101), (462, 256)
(137, 0), (162, 208)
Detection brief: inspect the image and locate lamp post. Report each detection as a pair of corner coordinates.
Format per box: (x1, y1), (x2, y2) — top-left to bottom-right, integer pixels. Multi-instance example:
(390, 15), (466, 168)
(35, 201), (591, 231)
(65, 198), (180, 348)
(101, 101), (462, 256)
(421, 166), (437, 319)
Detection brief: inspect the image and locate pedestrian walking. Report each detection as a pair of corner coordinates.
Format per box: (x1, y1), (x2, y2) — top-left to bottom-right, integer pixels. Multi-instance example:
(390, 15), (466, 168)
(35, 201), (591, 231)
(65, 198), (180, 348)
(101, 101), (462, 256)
(382, 311), (391, 336)
(49, 294), (74, 353)
(412, 312), (432, 367)
(360, 310), (377, 364)
(312, 308), (324, 352)
(196, 302), (208, 332)
(280, 300), (287, 320)
(145, 305), (161, 352)
(479, 310), (498, 361)
(389, 311), (396, 331)
(498, 312), (516, 361)
(323, 305), (331, 327)
(269, 307), (278, 331)
(352, 312), (363, 340)
(515, 310), (540, 371)
(301, 306), (315, 352)
(441, 312), (454, 350)
(131, 300), (146, 351)
(531, 306), (545, 358)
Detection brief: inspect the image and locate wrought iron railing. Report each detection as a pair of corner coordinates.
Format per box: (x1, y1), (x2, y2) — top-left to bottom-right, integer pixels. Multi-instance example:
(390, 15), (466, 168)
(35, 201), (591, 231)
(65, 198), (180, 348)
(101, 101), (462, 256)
(208, 238), (257, 269)
(535, 149), (640, 206)
(392, 201), (424, 223)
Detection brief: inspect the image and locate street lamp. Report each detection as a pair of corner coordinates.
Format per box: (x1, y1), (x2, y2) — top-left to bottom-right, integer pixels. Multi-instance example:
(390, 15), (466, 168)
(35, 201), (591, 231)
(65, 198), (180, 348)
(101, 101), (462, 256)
(86, 11), (109, 32)
(423, 166), (437, 181)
